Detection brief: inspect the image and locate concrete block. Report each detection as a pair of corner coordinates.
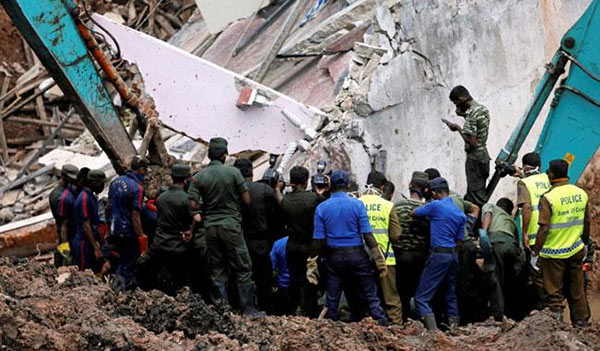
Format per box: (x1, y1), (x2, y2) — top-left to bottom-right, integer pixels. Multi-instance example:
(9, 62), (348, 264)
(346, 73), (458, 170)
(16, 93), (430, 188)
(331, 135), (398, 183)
(94, 15), (326, 155)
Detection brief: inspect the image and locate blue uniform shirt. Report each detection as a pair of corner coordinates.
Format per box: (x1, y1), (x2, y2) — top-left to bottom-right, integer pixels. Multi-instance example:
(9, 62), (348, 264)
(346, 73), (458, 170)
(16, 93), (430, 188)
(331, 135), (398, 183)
(270, 236), (290, 288)
(413, 197), (466, 248)
(313, 192), (373, 248)
(58, 184), (79, 244)
(108, 171), (144, 238)
(74, 187), (101, 243)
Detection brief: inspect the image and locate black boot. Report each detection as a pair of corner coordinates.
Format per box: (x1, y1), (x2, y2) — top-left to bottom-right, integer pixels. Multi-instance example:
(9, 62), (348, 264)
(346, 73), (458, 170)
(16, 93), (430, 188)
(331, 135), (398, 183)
(422, 314), (437, 331)
(448, 316), (460, 333)
(238, 283), (265, 317)
(211, 284), (229, 305)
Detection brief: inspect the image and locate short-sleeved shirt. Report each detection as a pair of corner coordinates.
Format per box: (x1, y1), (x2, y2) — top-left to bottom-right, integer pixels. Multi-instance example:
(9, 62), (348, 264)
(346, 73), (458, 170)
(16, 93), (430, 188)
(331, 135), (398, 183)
(270, 236), (290, 288)
(482, 203), (517, 240)
(462, 101), (490, 153)
(413, 197), (466, 248)
(58, 185), (79, 243)
(450, 193), (474, 214)
(393, 198), (430, 251)
(74, 187), (101, 243)
(242, 181), (276, 241)
(313, 192), (372, 248)
(49, 183), (66, 224)
(152, 185), (193, 254)
(281, 187), (323, 244)
(187, 160), (248, 228)
(108, 171), (144, 238)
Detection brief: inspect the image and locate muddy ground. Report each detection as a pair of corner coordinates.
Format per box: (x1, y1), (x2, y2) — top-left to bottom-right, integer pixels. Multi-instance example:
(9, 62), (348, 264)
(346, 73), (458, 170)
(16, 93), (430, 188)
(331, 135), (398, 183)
(0, 259), (599, 351)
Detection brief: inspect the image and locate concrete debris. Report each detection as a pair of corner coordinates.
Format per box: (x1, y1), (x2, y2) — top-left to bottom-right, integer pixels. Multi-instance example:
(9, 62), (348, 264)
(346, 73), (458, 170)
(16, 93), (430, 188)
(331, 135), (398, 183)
(93, 14), (325, 155)
(353, 42), (389, 59)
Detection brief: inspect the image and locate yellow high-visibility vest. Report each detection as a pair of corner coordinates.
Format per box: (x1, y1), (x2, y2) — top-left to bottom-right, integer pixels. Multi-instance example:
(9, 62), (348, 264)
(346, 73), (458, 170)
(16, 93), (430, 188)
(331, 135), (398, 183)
(540, 184), (587, 259)
(520, 173), (550, 245)
(360, 194), (395, 265)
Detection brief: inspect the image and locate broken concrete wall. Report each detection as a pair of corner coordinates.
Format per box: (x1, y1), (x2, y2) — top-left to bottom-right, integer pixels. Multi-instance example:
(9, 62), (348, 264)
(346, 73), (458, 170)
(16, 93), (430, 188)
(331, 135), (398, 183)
(323, 0), (591, 199)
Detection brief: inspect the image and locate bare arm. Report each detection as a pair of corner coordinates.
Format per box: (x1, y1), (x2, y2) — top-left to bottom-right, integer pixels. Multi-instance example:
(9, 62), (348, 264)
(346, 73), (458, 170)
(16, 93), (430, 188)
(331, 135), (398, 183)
(481, 212), (492, 231)
(469, 203), (480, 217)
(241, 191), (251, 206)
(60, 220), (69, 243)
(363, 233), (378, 249)
(583, 202), (591, 244)
(131, 210), (144, 237)
(83, 220), (102, 259)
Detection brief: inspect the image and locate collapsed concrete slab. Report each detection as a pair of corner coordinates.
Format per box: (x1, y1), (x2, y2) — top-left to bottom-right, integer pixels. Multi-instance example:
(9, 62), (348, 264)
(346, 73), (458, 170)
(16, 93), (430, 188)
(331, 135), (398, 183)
(94, 15), (326, 155)
(0, 212), (57, 257)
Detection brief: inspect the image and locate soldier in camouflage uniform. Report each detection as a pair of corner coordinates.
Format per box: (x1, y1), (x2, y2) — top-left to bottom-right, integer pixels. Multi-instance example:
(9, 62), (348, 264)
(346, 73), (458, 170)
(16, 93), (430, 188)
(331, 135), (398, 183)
(392, 171), (430, 322)
(445, 85), (491, 207)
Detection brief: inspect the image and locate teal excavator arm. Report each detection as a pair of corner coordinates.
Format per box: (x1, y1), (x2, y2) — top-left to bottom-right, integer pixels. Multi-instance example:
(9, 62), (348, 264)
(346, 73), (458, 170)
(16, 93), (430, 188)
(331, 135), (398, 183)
(2, 0), (169, 173)
(486, 0), (600, 198)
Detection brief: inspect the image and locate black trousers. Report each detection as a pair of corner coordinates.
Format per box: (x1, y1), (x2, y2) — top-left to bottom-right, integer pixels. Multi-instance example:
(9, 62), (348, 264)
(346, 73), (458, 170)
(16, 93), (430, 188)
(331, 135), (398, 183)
(286, 240), (319, 318)
(394, 248), (428, 322)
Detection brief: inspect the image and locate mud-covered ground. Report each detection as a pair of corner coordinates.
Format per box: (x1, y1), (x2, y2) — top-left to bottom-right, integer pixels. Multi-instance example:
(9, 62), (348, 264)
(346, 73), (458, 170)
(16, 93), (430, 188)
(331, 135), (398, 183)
(0, 259), (599, 351)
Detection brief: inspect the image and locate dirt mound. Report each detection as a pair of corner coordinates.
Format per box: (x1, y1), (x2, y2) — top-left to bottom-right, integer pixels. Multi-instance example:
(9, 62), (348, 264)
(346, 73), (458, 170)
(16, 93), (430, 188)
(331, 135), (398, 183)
(0, 259), (599, 350)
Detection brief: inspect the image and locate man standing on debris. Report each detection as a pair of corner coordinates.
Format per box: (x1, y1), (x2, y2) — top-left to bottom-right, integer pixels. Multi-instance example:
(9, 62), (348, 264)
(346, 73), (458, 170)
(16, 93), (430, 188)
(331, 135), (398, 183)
(412, 177), (466, 330)
(393, 171), (430, 322)
(532, 160), (591, 326)
(188, 137), (262, 316)
(444, 86), (491, 207)
(148, 163), (193, 294)
(281, 166), (325, 318)
(72, 170), (108, 273)
(308, 170), (388, 325)
(514, 152), (550, 310)
(234, 158), (283, 311)
(50, 164), (78, 240)
(359, 171), (403, 324)
(107, 156), (149, 290)
(479, 198), (522, 321)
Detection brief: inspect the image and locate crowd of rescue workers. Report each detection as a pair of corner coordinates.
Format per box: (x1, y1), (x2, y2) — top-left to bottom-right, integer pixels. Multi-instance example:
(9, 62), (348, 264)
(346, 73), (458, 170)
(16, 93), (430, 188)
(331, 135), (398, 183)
(48, 86), (594, 331)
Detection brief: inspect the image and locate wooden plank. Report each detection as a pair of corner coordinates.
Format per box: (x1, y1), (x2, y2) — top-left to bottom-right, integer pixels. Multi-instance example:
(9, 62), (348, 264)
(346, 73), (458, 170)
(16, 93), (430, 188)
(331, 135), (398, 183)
(253, 0), (306, 83)
(15, 108), (75, 179)
(0, 77), (10, 164)
(0, 163), (55, 195)
(7, 116), (84, 131)
(32, 52), (51, 135)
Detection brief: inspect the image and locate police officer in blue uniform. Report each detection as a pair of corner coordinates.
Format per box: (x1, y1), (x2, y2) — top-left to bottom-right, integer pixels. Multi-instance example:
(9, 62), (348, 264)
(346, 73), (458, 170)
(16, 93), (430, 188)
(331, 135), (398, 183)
(308, 170), (387, 325)
(412, 177), (466, 330)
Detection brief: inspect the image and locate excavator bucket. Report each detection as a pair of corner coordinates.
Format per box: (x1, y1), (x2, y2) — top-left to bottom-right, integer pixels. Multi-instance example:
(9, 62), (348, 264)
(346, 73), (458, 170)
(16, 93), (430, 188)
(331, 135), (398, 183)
(1, 0), (137, 174)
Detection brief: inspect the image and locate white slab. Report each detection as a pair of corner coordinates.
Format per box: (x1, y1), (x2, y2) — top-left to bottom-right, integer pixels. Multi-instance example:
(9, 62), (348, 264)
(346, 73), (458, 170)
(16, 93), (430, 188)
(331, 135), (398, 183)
(94, 15), (324, 155)
(195, 0), (271, 34)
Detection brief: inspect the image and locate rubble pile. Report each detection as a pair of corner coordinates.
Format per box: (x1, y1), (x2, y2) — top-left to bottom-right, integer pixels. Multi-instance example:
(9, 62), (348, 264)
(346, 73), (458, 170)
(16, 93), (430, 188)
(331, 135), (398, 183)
(1, 258), (599, 351)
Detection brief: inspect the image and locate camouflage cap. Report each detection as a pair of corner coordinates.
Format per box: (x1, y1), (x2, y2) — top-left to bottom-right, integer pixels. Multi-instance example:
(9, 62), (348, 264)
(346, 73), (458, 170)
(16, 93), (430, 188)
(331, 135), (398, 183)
(410, 171), (429, 187)
(209, 137), (228, 150)
(171, 163), (191, 178)
(61, 164), (79, 180)
(87, 169), (107, 183)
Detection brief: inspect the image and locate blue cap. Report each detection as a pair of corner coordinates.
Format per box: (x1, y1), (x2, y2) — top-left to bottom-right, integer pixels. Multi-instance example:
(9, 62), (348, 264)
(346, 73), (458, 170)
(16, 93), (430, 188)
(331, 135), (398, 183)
(330, 170), (350, 188)
(428, 177), (449, 191)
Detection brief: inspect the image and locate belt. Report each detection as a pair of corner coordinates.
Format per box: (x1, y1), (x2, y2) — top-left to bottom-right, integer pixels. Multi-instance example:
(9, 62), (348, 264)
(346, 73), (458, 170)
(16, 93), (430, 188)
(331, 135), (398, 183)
(327, 245), (364, 254)
(431, 246), (456, 254)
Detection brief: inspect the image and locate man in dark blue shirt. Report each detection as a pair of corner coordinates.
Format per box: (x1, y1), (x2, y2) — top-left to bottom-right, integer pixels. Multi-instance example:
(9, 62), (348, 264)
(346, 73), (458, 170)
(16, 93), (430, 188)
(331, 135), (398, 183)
(309, 170), (387, 324)
(412, 177), (466, 330)
(107, 156), (148, 290)
(73, 170), (107, 273)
